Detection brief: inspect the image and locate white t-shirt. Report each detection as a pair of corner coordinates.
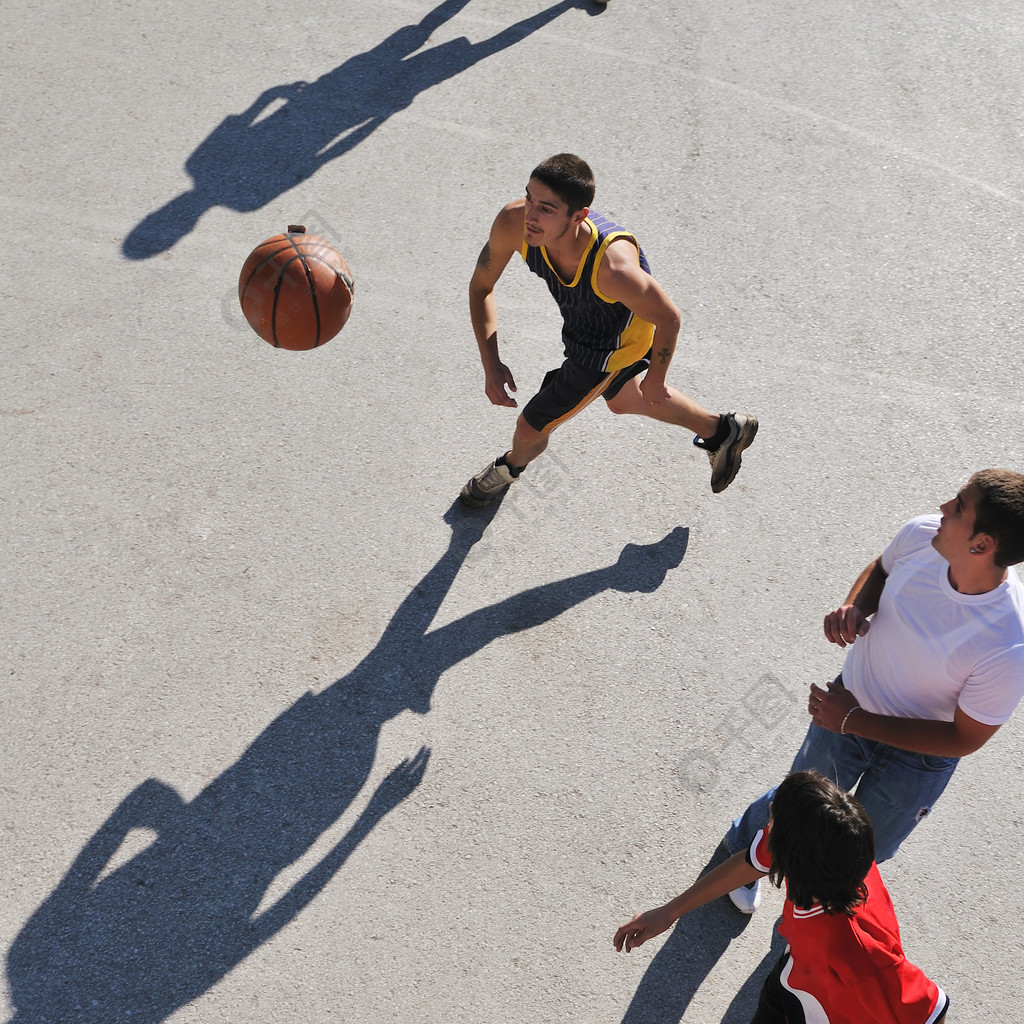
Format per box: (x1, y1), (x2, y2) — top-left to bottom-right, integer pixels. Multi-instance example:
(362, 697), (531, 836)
(843, 515), (1024, 726)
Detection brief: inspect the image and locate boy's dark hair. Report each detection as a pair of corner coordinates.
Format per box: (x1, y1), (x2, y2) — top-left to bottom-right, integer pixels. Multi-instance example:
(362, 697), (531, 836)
(969, 468), (1024, 567)
(766, 770), (874, 916)
(530, 154), (596, 214)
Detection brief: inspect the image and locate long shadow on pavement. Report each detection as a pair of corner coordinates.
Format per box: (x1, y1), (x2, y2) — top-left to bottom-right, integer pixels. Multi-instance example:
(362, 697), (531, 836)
(122, 0), (590, 259)
(7, 506), (688, 1023)
(719, 922), (787, 1024)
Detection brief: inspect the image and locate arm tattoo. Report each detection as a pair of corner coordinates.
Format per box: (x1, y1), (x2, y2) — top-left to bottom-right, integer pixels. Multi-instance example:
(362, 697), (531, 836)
(476, 242), (492, 270)
(656, 346), (671, 365)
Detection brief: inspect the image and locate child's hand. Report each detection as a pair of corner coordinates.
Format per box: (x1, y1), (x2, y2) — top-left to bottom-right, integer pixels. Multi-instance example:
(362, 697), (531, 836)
(613, 906), (674, 952)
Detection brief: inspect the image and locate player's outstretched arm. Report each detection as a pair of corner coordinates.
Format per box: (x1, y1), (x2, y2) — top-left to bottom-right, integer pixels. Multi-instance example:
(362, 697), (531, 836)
(596, 239), (682, 406)
(469, 201), (524, 408)
(613, 851), (763, 953)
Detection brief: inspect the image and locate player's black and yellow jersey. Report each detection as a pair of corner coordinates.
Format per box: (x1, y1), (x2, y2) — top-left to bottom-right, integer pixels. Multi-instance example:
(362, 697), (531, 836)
(520, 211), (655, 373)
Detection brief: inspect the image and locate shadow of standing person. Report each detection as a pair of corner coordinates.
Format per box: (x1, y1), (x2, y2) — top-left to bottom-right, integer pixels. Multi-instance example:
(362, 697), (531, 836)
(719, 927), (788, 1024)
(123, 0), (582, 259)
(8, 510), (688, 1024)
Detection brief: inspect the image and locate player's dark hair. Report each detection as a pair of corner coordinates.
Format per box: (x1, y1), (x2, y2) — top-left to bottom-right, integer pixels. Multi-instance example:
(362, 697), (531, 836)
(969, 468), (1024, 567)
(531, 154), (596, 213)
(766, 771), (874, 917)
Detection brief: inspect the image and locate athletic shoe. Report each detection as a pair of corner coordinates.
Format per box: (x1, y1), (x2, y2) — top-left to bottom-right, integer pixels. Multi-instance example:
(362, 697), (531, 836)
(728, 880), (761, 915)
(695, 412), (758, 493)
(459, 458), (516, 508)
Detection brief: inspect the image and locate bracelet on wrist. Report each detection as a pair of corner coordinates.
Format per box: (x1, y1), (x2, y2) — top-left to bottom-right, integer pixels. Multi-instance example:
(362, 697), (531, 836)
(840, 707), (860, 735)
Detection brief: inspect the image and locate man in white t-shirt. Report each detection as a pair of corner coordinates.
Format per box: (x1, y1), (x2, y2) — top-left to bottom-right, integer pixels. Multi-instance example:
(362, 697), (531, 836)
(724, 468), (1024, 913)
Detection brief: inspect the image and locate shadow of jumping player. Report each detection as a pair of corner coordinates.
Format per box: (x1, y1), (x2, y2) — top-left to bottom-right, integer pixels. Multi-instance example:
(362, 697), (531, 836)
(7, 508), (689, 1024)
(123, 0), (583, 259)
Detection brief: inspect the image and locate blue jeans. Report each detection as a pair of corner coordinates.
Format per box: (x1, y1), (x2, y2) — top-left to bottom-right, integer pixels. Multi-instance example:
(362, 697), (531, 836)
(725, 722), (960, 864)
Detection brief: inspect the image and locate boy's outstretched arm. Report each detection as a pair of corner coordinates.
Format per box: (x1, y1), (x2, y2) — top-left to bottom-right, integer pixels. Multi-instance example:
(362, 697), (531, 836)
(614, 851), (763, 952)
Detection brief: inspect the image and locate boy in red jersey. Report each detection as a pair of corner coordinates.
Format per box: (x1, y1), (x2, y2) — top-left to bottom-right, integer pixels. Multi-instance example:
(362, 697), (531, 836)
(614, 771), (949, 1024)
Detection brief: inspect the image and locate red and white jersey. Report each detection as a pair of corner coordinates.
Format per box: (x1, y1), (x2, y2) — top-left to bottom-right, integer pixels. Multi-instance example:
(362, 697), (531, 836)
(749, 829), (948, 1024)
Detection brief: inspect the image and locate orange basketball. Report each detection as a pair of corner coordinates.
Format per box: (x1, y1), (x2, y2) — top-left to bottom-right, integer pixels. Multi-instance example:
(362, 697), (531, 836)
(238, 226), (354, 350)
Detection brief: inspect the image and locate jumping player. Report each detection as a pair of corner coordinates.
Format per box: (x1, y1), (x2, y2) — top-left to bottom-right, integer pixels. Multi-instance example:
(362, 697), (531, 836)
(459, 153), (757, 507)
(614, 771), (949, 1024)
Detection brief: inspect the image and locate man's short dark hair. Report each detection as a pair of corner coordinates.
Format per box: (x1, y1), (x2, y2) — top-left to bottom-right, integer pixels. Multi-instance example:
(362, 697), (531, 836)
(766, 770), (874, 917)
(970, 468), (1024, 567)
(530, 154), (595, 214)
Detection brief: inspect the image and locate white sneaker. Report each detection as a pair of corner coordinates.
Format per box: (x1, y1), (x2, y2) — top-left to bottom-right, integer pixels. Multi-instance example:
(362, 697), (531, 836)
(728, 880), (761, 914)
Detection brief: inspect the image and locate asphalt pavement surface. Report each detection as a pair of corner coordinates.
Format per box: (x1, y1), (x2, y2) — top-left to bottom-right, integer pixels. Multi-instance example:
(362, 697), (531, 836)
(3, 2), (1023, 1021)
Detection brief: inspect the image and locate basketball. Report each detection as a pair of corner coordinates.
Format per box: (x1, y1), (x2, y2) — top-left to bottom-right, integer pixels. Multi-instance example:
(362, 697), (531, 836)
(238, 226), (354, 350)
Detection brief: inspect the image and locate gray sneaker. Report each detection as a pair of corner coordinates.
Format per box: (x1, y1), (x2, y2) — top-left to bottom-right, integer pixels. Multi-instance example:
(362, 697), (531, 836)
(459, 458), (516, 508)
(695, 412), (758, 493)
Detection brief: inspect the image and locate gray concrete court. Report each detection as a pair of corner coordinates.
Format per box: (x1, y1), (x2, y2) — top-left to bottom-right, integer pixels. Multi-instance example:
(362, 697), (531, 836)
(3, 1), (1023, 1020)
